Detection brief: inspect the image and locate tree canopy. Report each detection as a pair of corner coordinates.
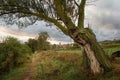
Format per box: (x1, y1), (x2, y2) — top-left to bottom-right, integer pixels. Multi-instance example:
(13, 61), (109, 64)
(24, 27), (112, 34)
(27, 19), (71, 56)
(0, 0), (89, 34)
(27, 32), (50, 52)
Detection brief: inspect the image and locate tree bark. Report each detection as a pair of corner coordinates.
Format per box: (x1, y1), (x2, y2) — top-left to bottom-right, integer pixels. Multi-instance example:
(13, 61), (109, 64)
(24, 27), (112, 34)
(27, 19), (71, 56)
(69, 28), (112, 74)
(81, 46), (90, 70)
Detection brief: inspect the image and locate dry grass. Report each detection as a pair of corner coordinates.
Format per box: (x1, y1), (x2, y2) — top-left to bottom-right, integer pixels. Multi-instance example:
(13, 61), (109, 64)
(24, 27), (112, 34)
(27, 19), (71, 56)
(1, 50), (120, 80)
(34, 50), (84, 80)
(36, 50), (82, 64)
(112, 58), (120, 75)
(35, 50), (120, 80)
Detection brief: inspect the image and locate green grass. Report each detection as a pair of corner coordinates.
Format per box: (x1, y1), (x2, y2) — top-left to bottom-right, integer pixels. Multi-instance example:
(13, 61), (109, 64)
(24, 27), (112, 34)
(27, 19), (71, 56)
(57, 46), (120, 56)
(57, 49), (82, 55)
(0, 64), (29, 80)
(34, 51), (84, 80)
(35, 50), (120, 80)
(1, 45), (120, 80)
(104, 47), (120, 56)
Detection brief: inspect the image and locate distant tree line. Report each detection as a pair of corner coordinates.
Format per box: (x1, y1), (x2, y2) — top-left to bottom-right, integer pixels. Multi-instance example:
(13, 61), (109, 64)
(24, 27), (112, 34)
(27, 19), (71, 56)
(26, 32), (80, 52)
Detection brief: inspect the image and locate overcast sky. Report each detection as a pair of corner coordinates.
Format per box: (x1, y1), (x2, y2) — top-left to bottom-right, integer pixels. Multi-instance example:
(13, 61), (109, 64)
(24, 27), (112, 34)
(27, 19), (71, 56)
(0, 0), (120, 44)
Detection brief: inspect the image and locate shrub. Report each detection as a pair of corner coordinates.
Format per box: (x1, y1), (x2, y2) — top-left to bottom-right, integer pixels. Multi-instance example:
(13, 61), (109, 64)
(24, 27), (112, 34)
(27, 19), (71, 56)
(0, 37), (32, 74)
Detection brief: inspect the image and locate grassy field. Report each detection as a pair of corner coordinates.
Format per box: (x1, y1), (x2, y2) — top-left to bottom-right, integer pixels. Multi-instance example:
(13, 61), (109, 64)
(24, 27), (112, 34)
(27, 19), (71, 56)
(104, 47), (120, 56)
(57, 49), (82, 55)
(33, 50), (120, 80)
(57, 46), (120, 56)
(1, 46), (120, 80)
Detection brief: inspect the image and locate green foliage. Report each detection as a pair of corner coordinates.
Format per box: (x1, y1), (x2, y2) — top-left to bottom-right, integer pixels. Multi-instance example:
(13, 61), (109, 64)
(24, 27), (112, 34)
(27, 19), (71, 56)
(0, 37), (32, 74)
(26, 39), (38, 53)
(0, 64), (28, 80)
(0, 0), (118, 75)
(37, 32), (50, 51)
(0, 0), (80, 28)
(27, 32), (51, 52)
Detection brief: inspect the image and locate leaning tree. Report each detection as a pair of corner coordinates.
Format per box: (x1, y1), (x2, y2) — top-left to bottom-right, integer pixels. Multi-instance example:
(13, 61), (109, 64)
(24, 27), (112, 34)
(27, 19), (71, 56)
(0, 0), (112, 74)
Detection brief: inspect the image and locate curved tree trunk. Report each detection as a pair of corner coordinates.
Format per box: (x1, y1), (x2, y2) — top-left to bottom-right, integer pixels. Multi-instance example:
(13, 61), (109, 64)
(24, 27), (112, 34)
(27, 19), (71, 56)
(82, 43), (102, 74)
(69, 28), (112, 74)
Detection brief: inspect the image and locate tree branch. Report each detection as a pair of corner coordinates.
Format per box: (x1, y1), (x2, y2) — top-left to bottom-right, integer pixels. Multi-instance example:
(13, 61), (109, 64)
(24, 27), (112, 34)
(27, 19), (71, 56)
(73, 0), (79, 7)
(54, 0), (76, 29)
(78, 0), (86, 28)
(0, 9), (68, 35)
(29, 12), (68, 35)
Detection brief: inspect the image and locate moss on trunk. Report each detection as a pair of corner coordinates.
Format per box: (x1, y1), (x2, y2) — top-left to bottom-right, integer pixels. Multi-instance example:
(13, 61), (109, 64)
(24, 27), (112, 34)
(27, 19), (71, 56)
(69, 28), (112, 74)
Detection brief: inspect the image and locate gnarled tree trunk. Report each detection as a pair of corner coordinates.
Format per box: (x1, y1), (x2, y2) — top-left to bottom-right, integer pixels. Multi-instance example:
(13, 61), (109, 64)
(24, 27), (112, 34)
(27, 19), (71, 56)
(69, 28), (112, 74)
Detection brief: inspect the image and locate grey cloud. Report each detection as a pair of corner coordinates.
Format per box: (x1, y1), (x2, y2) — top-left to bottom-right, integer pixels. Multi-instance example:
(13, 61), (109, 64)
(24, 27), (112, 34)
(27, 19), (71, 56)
(96, 0), (120, 29)
(0, 19), (73, 43)
(1, 0), (120, 43)
(94, 12), (120, 29)
(22, 21), (72, 42)
(97, 0), (120, 11)
(86, 0), (120, 41)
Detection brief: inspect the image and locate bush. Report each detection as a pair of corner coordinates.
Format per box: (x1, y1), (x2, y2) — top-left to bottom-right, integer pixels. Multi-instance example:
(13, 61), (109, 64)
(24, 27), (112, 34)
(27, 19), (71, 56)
(0, 37), (32, 74)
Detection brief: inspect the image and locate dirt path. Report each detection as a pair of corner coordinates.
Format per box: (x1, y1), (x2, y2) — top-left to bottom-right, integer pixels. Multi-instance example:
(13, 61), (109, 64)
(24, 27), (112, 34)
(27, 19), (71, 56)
(24, 54), (39, 80)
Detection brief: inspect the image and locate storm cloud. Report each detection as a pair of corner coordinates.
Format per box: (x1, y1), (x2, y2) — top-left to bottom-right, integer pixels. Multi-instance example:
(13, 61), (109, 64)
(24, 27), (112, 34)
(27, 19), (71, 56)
(85, 0), (120, 41)
(0, 0), (120, 43)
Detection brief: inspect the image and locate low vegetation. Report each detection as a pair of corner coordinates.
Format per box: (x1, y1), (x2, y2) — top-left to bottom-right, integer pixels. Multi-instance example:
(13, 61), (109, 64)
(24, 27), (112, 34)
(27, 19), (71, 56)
(0, 64), (29, 80)
(0, 37), (32, 75)
(0, 39), (120, 80)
